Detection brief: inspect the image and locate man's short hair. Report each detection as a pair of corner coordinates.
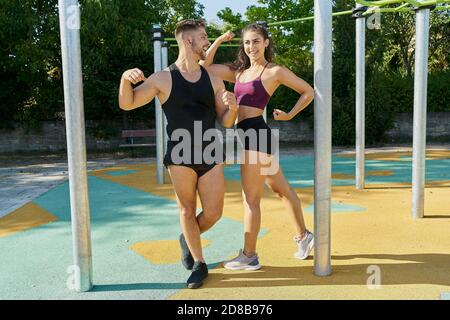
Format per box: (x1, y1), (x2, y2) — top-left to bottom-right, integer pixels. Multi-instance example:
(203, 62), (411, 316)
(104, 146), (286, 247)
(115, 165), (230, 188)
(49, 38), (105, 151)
(174, 19), (207, 38)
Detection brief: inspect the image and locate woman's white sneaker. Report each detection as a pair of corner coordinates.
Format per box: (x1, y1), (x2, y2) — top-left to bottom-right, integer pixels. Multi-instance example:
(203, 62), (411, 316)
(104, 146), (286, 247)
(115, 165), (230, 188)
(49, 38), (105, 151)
(223, 249), (261, 271)
(294, 230), (314, 260)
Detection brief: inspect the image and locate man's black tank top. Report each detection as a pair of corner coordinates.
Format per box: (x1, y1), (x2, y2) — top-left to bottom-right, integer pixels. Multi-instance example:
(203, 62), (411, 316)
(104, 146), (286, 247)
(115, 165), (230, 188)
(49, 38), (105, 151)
(162, 63), (219, 164)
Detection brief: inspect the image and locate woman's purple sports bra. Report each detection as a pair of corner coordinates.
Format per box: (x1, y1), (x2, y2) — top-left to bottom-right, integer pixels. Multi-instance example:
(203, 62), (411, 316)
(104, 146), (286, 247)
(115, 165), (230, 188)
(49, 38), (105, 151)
(234, 63), (271, 110)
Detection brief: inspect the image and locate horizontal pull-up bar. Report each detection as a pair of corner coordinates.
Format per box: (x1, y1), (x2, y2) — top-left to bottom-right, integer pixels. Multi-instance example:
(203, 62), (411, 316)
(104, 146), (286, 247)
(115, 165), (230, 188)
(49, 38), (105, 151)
(356, 0), (448, 7)
(268, 0), (448, 27)
(155, 0), (449, 40)
(164, 37), (241, 42)
(267, 9), (353, 26)
(356, 0), (406, 6)
(363, 3), (448, 15)
(169, 44), (240, 47)
(156, 0), (449, 41)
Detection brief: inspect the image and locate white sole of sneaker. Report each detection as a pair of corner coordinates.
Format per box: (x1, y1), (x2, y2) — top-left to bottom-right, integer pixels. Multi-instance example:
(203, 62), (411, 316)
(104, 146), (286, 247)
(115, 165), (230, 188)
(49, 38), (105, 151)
(294, 238), (314, 260)
(224, 264), (261, 271)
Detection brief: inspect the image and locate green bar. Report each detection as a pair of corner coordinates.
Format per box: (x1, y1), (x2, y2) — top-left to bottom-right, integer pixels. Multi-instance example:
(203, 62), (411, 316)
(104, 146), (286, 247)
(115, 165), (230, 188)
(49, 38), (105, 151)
(163, 1), (450, 34)
(356, 0), (404, 6)
(361, 0), (450, 15)
(169, 44), (240, 47)
(421, 0), (449, 6)
(404, 0), (450, 6)
(166, 37), (241, 42)
(165, 0), (450, 32)
(404, 0), (424, 6)
(268, 16), (314, 26)
(395, 2), (413, 10)
(333, 9), (354, 16)
(268, 9), (353, 27)
(364, 6), (411, 14)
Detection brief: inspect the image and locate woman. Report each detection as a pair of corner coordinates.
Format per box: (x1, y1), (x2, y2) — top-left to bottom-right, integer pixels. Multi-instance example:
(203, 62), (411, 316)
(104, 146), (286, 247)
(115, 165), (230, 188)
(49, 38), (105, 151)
(201, 24), (315, 270)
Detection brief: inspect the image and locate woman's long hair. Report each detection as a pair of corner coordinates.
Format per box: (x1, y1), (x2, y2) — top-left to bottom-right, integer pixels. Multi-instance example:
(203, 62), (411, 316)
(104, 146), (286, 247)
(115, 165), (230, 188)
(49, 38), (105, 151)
(229, 23), (275, 73)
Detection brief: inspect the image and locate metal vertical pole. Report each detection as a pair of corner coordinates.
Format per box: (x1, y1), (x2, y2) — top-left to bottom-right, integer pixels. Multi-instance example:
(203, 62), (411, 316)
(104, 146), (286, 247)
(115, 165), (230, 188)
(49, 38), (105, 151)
(412, 4), (430, 219)
(355, 4), (366, 190)
(161, 42), (169, 158)
(314, 0), (332, 277)
(58, 0), (92, 292)
(153, 25), (164, 184)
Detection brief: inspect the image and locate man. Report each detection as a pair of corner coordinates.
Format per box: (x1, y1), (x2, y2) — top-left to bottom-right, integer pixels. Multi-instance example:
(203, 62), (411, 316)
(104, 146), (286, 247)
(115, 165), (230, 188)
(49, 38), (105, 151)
(118, 19), (238, 289)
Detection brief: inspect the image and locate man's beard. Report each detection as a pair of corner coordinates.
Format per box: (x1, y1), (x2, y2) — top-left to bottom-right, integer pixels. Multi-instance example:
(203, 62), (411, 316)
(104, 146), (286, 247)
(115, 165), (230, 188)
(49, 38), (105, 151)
(192, 40), (206, 60)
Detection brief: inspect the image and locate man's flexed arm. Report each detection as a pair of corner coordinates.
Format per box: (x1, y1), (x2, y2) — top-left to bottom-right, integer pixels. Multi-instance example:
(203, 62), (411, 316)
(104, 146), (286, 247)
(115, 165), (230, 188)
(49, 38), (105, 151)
(119, 68), (160, 111)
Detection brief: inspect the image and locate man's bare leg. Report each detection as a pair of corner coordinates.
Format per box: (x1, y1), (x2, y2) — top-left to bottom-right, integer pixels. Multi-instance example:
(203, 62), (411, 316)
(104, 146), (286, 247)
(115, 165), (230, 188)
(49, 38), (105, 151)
(197, 164), (225, 233)
(168, 165), (204, 262)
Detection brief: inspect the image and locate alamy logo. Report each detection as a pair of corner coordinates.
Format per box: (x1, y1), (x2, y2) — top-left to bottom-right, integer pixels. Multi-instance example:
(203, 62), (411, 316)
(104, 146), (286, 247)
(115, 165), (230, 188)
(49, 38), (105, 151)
(169, 121), (280, 175)
(367, 265), (382, 290)
(367, 9), (381, 30)
(66, 265), (80, 290)
(66, 5), (80, 30)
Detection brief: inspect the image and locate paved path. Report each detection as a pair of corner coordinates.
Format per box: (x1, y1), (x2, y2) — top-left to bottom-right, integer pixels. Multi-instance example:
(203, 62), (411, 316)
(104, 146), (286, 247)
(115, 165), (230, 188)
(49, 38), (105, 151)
(0, 158), (153, 218)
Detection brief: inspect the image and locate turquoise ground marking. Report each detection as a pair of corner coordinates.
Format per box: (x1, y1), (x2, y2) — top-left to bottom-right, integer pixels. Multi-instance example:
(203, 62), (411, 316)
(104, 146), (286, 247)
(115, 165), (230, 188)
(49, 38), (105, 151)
(224, 155), (450, 188)
(3, 153), (449, 299)
(441, 293), (450, 300)
(1, 175), (267, 299)
(425, 159), (450, 181)
(304, 202), (366, 214)
(104, 170), (137, 177)
(224, 155), (358, 187)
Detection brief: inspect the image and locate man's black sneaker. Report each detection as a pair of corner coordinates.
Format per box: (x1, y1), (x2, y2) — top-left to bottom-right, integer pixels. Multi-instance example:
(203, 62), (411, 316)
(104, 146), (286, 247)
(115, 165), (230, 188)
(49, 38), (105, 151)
(187, 261), (208, 289)
(179, 233), (194, 270)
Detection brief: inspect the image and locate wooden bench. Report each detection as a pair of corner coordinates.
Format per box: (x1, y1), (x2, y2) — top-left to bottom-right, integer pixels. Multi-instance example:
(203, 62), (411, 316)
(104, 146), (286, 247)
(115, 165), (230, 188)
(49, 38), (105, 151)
(119, 129), (157, 149)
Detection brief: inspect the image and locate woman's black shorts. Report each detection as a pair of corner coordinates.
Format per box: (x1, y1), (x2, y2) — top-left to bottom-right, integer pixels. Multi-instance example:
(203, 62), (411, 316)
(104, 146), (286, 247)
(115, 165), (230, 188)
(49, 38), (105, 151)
(236, 115), (275, 155)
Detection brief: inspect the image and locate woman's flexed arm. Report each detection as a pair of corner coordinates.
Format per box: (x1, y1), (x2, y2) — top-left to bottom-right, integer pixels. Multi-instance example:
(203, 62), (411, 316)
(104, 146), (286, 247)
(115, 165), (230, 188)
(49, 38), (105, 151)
(200, 31), (234, 67)
(273, 66), (314, 121)
(200, 31), (237, 83)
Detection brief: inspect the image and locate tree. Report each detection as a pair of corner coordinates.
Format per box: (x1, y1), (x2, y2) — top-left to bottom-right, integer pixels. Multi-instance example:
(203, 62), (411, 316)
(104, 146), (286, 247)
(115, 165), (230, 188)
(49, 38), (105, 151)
(161, 0), (204, 36)
(0, 0), (207, 132)
(217, 7), (246, 32)
(0, 0), (61, 130)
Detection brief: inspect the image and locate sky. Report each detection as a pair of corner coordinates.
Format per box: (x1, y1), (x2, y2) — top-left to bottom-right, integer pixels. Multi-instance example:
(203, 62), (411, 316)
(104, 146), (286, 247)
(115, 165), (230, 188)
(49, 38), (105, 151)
(196, 0), (261, 23)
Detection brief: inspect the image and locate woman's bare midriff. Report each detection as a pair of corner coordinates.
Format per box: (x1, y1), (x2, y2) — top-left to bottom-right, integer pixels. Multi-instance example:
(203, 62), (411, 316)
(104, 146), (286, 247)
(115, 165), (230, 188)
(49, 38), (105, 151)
(237, 105), (265, 123)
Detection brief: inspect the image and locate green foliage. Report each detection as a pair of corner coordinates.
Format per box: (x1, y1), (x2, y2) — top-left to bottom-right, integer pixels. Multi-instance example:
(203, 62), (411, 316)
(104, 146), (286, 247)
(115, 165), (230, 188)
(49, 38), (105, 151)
(79, 0), (163, 125)
(1, 0), (449, 146)
(364, 73), (395, 144)
(427, 72), (450, 112)
(217, 7), (246, 32)
(161, 0), (205, 35)
(332, 94), (355, 146)
(333, 0), (355, 100)
(0, 0), (61, 129)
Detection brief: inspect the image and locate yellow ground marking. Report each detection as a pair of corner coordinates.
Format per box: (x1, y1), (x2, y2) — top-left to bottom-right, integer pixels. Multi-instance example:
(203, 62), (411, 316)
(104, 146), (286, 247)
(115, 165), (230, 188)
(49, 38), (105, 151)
(130, 238), (211, 265)
(6, 154), (445, 299)
(90, 164), (175, 199)
(93, 162), (450, 299)
(72, 159), (450, 299)
(330, 170), (394, 180)
(168, 184), (450, 300)
(338, 150), (450, 161)
(332, 173), (354, 180)
(367, 170), (394, 177)
(0, 203), (57, 238)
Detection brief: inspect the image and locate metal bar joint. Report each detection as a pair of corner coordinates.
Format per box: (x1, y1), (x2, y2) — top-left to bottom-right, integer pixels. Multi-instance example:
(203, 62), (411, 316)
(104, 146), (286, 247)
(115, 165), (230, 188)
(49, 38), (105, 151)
(352, 5), (369, 18)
